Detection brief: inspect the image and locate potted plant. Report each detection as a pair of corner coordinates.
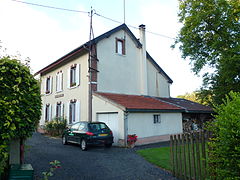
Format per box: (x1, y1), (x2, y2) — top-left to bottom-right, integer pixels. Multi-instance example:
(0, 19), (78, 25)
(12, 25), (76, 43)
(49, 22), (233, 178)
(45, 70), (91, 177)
(127, 134), (138, 148)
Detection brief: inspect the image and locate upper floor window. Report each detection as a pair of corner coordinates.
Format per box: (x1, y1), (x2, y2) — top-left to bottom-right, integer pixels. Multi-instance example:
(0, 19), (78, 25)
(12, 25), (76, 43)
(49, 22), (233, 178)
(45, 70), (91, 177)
(68, 64), (80, 88)
(45, 76), (52, 94)
(153, 114), (161, 124)
(45, 104), (52, 122)
(56, 71), (63, 92)
(116, 38), (125, 55)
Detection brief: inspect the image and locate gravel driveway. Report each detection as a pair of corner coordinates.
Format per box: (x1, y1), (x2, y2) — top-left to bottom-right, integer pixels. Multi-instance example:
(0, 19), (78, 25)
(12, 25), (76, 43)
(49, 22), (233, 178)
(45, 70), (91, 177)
(25, 132), (177, 180)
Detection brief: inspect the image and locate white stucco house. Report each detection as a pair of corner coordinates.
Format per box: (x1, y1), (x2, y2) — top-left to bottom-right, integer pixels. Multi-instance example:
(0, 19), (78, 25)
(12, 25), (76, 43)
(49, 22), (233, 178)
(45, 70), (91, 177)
(35, 24), (213, 146)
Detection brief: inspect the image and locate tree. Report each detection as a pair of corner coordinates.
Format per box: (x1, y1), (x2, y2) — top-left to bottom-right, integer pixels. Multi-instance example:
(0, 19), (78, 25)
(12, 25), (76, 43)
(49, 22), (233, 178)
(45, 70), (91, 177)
(174, 0), (240, 105)
(0, 57), (41, 173)
(207, 92), (240, 178)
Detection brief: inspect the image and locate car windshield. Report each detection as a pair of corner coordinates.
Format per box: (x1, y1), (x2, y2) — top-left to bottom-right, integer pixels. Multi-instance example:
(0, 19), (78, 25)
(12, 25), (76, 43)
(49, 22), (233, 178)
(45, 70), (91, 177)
(88, 123), (108, 132)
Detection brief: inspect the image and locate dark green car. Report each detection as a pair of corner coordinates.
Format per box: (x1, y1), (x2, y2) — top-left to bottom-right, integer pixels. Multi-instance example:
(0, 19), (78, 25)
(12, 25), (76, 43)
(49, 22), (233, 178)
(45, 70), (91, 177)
(62, 121), (114, 151)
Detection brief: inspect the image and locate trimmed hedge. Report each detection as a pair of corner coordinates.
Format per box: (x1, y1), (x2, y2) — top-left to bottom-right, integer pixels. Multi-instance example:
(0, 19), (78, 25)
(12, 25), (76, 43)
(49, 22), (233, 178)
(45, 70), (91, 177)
(0, 57), (41, 173)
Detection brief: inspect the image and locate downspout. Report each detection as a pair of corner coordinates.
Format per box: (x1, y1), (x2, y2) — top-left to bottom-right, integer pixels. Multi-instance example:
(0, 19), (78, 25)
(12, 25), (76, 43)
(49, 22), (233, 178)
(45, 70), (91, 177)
(124, 111), (129, 147)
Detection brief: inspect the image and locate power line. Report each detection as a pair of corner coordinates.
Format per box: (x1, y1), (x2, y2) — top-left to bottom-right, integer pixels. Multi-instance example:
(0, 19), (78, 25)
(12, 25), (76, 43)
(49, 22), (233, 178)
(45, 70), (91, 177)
(11, 0), (89, 14)
(10, 0), (175, 40)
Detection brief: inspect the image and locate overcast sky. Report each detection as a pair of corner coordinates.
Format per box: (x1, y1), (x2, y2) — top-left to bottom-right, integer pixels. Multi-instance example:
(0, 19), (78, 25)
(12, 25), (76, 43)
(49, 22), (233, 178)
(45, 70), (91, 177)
(0, 0), (203, 97)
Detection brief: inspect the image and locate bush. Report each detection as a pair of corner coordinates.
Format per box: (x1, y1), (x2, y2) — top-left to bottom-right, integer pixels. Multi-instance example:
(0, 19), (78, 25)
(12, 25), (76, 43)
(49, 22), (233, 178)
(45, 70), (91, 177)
(207, 92), (240, 179)
(0, 57), (41, 173)
(45, 117), (67, 136)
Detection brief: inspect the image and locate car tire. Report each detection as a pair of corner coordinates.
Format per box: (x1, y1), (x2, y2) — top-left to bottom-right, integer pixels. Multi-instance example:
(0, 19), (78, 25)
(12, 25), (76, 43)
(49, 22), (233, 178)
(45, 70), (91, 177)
(62, 135), (68, 145)
(105, 143), (112, 148)
(80, 139), (87, 151)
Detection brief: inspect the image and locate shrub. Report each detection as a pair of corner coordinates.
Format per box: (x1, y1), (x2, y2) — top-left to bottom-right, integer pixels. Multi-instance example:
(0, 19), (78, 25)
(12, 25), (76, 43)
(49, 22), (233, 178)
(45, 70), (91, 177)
(45, 117), (67, 136)
(207, 91), (240, 179)
(0, 57), (41, 173)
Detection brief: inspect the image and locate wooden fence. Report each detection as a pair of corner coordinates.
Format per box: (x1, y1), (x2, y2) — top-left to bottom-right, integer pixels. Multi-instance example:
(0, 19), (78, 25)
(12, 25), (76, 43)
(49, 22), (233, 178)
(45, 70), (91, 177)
(170, 131), (211, 180)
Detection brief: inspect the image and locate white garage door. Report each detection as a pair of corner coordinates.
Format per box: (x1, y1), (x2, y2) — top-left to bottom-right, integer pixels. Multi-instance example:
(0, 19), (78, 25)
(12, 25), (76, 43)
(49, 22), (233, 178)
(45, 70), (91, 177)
(97, 113), (119, 144)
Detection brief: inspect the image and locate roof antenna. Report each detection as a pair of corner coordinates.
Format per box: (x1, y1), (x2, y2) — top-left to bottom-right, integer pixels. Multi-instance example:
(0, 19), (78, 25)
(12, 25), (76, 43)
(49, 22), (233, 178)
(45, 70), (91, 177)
(123, 0), (126, 24)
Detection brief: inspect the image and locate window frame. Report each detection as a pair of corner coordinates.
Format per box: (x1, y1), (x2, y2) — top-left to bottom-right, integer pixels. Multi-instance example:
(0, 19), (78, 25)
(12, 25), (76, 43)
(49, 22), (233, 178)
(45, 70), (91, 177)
(45, 76), (52, 94)
(56, 102), (62, 118)
(115, 38), (125, 55)
(56, 71), (63, 92)
(45, 104), (51, 122)
(153, 114), (161, 124)
(69, 100), (76, 124)
(70, 64), (77, 87)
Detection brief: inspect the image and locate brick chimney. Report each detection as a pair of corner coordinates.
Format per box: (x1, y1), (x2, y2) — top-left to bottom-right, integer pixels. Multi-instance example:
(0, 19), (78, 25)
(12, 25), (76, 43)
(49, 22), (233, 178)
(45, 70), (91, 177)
(139, 24), (148, 95)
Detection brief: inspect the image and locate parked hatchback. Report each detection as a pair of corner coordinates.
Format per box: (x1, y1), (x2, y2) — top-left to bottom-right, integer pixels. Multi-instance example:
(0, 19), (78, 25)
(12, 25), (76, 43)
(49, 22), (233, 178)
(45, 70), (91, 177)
(62, 121), (114, 151)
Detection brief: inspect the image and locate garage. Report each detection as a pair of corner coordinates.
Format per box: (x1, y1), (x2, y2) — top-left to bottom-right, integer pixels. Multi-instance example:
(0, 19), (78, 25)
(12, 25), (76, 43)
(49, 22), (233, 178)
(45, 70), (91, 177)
(97, 113), (119, 145)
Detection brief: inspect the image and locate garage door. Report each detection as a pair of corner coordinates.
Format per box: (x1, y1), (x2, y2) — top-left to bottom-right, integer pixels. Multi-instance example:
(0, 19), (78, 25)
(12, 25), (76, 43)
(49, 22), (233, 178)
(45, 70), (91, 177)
(97, 113), (119, 145)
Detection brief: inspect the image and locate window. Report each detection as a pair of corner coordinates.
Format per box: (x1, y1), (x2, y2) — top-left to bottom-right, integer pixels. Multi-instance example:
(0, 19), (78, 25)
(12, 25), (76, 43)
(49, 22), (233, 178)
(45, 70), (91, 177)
(45, 104), (51, 122)
(70, 122), (80, 131)
(45, 76), (52, 94)
(115, 38), (125, 55)
(70, 65), (76, 87)
(56, 102), (63, 118)
(56, 71), (63, 92)
(68, 64), (80, 88)
(153, 114), (161, 124)
(69, 100), (76, 124)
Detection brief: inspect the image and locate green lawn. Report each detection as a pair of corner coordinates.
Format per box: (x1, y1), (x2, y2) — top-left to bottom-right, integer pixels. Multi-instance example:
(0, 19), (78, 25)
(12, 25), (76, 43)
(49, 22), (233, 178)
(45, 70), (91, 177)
(136, 147), (171, 171)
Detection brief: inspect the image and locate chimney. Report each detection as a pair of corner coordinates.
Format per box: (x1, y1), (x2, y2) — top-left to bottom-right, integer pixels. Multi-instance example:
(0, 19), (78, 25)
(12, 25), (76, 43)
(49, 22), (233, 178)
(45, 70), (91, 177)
(139, 24), (148, 95)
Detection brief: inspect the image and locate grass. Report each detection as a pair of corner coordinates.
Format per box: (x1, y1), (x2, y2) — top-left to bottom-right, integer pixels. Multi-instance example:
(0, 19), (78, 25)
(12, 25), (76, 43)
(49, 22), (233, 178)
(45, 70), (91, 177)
(136, 147), (171, 171)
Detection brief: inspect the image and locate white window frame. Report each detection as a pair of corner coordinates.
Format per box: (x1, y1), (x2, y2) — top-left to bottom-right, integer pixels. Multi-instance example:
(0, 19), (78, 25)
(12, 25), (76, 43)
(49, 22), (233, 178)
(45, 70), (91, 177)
(45, 104), (52, 122)
(153, 114), (161, 124)
(56, 71), (63, 92)
(68, 100), (80, 124)
(68, 64), (80, 89)
(45, 76), (52, 94)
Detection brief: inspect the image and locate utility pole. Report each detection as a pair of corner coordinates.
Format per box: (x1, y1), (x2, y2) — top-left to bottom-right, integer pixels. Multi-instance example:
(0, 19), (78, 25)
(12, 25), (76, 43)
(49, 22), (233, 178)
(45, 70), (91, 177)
(88, 7), (94, 122)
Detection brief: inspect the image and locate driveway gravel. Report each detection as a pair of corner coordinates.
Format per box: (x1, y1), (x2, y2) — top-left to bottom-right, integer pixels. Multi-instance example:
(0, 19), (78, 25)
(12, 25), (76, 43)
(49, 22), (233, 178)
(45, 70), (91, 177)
(25, 132), (177, 180)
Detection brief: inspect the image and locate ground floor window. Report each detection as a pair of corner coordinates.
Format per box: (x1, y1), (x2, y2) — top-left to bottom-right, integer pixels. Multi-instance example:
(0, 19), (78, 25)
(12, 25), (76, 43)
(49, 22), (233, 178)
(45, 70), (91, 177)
(45, 104), (51, 122)
(69, 100), (76, 124)
(153, 114), (161, 124)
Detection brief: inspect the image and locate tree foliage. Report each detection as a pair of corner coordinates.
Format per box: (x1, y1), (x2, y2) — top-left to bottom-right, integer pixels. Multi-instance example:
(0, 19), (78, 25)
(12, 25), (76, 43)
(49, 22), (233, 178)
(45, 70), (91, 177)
(0, 57), (41, 173)
(207, 92), (240, 179)
(174, 0), (240, 105)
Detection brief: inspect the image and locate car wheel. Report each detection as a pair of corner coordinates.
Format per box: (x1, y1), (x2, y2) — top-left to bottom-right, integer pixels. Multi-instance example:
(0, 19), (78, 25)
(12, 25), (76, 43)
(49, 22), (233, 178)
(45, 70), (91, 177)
(62, 135), (68, 145)
(105, 143), (112, 148)
(80, 139), (87, 151)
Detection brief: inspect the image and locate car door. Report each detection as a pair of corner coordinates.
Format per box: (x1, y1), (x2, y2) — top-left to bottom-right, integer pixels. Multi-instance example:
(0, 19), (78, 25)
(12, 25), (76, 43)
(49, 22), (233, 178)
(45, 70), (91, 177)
(73, 122), (86, 144)
(68, 122), (80, 143)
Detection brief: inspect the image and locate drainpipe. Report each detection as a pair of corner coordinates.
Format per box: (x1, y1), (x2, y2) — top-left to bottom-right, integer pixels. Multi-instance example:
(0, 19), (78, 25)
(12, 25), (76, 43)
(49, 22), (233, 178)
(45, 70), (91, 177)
(124, 111), (129, 147)
(139, 24), (148, 95)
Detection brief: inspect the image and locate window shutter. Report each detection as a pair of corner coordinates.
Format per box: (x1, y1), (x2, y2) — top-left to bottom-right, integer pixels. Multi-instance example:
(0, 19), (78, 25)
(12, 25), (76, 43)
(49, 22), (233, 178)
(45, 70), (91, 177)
(75, 101), (80, 122)
(76, 64), (80, 86)
(53, 103), (56, 119)
(49, 76), (53, 94)
(45, 78), (48, 94)
(49, 104), (52, 121)
(59, 72), (63, 91)
(43, 105), (46, 123)
(67, 67), (71, 89)
(66, 102), (69, 124)
(61, 103), (64, 117)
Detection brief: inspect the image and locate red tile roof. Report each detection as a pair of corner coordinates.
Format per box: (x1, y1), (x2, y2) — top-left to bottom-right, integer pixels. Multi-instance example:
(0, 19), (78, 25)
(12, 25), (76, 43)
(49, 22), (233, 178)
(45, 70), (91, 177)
(95, 92), (183, 111)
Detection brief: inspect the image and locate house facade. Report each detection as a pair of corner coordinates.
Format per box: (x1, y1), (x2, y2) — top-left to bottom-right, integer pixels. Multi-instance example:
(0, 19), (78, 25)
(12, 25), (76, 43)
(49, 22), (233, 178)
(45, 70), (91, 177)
(36, 24), (213, 146)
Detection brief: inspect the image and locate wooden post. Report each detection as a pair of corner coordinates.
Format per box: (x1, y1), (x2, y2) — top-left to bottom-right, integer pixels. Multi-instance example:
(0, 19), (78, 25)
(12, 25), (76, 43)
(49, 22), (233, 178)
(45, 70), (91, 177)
(174, 135), (179, 177)
(170, 135), (175, 176)
(196, 132), (201, 179)
(178, 134), (182, 179)
(187, 133), (192, 180)
(182, 134), (187, 180)
(191, 133), (196, 180)
(201, 131), (206, 179)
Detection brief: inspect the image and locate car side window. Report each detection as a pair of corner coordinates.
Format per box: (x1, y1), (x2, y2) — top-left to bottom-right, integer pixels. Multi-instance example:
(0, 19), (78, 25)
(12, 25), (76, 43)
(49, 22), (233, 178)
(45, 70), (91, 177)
(78, 123), (86, 131)
(71, 122), (80, 131)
